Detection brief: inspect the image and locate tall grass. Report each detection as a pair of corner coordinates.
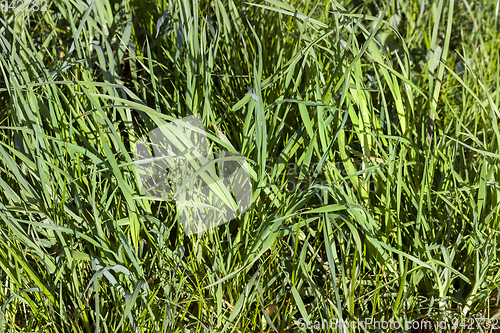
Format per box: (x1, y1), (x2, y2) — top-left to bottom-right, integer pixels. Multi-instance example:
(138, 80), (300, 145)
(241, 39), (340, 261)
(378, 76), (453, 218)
(1, 0), (500, 332)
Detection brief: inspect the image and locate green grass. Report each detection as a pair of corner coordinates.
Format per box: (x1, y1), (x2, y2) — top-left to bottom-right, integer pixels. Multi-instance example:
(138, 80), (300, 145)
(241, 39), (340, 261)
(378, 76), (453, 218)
(1, 0), (500, 332)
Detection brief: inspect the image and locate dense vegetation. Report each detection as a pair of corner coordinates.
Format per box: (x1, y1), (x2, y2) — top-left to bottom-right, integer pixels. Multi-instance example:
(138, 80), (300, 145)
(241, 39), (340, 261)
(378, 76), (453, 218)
(1, 0), (500, 331)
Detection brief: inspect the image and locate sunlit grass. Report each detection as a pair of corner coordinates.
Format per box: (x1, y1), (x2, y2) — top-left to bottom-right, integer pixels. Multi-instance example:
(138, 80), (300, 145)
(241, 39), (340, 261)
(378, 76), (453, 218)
(1, 0), (500, 332)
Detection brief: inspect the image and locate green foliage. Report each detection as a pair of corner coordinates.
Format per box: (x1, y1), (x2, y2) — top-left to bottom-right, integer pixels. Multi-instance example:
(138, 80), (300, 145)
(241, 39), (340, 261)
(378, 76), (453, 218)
(1, 0), (500, 332)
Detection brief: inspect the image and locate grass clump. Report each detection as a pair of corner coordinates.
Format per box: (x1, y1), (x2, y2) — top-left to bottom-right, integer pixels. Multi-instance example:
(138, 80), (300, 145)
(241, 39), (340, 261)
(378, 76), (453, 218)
(1, 0), (500, 332)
